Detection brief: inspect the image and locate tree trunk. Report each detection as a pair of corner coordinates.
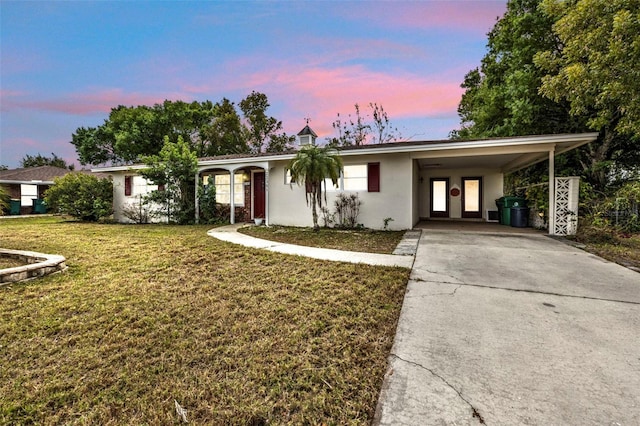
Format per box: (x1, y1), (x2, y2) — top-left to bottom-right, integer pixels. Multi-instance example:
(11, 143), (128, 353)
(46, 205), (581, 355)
(311, 193), (319, 232)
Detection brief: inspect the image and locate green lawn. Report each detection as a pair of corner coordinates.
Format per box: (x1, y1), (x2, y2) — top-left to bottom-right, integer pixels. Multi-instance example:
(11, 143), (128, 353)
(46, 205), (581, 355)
(0, 217), (409, 425)
(239, 225), (405, 254)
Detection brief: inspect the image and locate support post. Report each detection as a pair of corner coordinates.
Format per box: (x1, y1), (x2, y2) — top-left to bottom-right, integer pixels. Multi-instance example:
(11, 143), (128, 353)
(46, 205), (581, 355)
(229, 170), (235, 225)
(265, 165), (270, 226)
(548, 148), (555, 235)
(194, 171), (200, 224)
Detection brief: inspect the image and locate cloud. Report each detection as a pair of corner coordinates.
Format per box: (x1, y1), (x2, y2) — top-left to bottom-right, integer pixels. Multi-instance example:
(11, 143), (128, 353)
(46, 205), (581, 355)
(0, 88), (193, 115)
(237, 63), (464, 137)
(340, 1), (506, 35)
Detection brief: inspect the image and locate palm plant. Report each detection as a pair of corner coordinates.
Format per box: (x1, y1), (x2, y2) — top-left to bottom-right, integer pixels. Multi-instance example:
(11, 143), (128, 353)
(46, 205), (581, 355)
(287, 144), (343, 231)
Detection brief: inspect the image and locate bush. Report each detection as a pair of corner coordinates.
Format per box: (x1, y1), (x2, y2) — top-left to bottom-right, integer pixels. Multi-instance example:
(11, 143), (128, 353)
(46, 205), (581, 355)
(0, 186), (9, 215)
(334, 193), (362, 228)
(44, 173), (113, 221)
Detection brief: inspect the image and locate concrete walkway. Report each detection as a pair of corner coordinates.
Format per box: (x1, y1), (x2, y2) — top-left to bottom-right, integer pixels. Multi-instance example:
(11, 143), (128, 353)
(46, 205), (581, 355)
(374, 229), (640, 425)
(207, 224), (416, 268)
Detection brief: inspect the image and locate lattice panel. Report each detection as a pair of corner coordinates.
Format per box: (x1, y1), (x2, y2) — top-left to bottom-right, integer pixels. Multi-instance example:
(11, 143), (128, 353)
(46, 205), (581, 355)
(553, 177), (579, 236)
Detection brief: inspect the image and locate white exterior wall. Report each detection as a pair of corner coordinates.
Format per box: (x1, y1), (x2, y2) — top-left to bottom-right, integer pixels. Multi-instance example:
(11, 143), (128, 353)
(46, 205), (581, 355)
(268, 152), (414, 230)
(419, 168), (503, 219)
(111, 172), (166, 223)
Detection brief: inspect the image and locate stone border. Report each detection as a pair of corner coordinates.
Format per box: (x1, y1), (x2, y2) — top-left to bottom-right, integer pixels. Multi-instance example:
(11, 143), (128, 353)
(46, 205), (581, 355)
(0, 249), (67, 285)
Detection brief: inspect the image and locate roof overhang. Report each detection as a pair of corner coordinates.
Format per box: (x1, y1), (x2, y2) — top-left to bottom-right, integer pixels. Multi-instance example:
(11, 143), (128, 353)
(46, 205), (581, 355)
(91, 133), (599, 174)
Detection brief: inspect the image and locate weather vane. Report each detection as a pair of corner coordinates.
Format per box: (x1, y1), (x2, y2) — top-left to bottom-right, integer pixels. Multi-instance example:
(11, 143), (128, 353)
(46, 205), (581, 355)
(304, 117), (311, 125)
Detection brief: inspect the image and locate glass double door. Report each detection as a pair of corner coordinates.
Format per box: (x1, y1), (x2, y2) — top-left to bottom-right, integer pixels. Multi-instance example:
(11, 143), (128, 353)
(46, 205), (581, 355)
(430, 177), (483, 219)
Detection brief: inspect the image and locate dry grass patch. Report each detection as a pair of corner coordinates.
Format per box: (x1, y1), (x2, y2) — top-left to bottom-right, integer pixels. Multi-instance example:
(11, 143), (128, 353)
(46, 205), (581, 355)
(0, 217), (409, 424)
(239, 225), (405, 254)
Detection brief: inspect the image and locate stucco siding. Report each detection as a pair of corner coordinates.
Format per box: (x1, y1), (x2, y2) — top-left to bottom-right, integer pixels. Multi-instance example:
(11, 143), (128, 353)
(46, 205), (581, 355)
(419, 168), (503, 219)
(268, 153), (414, 230)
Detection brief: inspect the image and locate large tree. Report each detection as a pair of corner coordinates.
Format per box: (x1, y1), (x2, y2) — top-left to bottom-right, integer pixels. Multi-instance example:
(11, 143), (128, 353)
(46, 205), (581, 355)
(239, 91), (293, 153)
(71, 101), (217, 165)
(20, 153), (74, 170)
(453, 0), (582, 139)
(535, 0), (640, 187)
(287, 144), (343, 231)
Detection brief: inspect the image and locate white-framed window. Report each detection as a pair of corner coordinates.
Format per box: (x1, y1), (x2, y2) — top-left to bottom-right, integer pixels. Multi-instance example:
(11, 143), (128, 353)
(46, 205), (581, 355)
(20, 184), (38, 206)
(343, 164), (368, 191)
(285, 169), (293, 185)
(212, 174), (244, 205)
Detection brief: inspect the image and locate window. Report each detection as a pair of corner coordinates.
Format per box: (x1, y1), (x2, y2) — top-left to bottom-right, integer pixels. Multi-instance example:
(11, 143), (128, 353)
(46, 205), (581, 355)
(343, 165), (368, 191)
(285, 169), (293, 185)
(213, 174), (244, 205)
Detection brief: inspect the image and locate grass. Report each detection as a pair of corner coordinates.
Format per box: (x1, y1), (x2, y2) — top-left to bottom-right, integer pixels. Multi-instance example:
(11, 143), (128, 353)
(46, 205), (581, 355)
(0, 217), (409, 425)
(571, 226), (640, 270)
(239, 225), (405, 254)
(0, 257), (25, 269)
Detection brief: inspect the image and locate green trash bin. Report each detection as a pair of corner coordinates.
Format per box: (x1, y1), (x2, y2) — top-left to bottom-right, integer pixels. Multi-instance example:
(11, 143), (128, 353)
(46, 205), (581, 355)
(32, 198), (47, 214)
(10, 199), (21, 215)
(500, 196), (527, 225)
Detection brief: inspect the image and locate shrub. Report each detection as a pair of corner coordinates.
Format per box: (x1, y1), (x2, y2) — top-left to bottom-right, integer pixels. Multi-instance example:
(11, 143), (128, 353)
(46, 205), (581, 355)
(0, 186), (9, 215)
(44, 173), (113, 221)
(334, 193), (362, 228)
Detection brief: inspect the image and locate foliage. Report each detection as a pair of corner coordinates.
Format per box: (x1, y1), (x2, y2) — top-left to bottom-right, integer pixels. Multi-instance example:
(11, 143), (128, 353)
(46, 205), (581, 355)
(287, 144), (343, 231)
(140, 136), (198, 224)
(71, 93), (294, 165)
(43, 173), (113, 221)
(536, 0), (640, 137)
(329, 103), (401, 147)
(453, 0), (581, 140)
(0, 186), (9, 215)
(0, 218), (408, 424)
(334, 193), (362, 229)
(534, 0), (640, 189)
(383, 217), (394, 231)
(319, 206), (335, 228)
(196, 182), (220, 224)
(20, 153), (74, 170)
(239, 91), (293, 153)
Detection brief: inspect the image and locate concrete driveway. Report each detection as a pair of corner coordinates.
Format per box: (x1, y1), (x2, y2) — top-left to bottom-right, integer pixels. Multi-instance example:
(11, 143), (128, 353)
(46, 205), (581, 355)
(375, 229), (640, 425)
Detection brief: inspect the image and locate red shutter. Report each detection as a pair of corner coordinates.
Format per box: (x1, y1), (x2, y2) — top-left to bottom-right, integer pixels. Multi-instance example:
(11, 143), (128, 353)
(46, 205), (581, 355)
(368, 163), (380, 192)
(124, 176), (132, 196)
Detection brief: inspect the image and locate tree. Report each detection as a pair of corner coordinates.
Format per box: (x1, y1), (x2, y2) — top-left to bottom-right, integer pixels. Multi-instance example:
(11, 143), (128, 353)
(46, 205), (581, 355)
(534, 0), (640, 188)
(328, 103), (401, 146)
(140, 135), (198, 224)
(44, 173), (113, 221)
(453, 0), (581, 140)
(287, 144), (343, 231)
(201, 98), (250, 156)
(20, 153), (74, 170)
(71, 100), (218, 165)
(369, 103), (402, 144)
(239, 91), (292, 153)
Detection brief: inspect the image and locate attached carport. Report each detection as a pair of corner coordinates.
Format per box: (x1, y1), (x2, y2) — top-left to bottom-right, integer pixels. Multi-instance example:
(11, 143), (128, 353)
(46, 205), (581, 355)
(410, 133), (599, 235)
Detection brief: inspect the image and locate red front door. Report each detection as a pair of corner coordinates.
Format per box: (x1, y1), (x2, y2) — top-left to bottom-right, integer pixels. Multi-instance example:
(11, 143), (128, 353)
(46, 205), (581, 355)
(253, 172), (265, 219)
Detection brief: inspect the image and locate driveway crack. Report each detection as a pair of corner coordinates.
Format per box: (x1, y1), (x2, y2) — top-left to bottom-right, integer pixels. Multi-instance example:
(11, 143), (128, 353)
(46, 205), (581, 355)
(391, 353), (486, 424)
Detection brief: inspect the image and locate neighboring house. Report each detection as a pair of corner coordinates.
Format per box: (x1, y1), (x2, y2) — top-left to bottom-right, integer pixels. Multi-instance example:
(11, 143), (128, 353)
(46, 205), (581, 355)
(93, 127), (598, 233)
(0, 166), (71, 215)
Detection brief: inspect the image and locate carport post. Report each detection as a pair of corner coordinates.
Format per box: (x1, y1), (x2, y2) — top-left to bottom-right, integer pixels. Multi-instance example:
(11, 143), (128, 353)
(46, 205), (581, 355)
(548, 148), (555, 235)
(195, 171), (200, 224)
